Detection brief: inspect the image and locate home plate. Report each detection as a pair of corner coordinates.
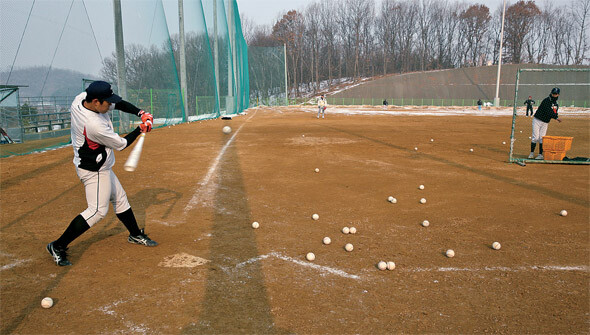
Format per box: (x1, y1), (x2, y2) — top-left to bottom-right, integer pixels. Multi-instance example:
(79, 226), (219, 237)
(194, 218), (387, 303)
(158, 253), (210, 268)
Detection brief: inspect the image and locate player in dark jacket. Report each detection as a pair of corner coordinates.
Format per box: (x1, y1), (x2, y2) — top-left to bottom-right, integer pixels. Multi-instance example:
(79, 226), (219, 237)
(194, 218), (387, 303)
(524, 96), (535, 116)
(528, 88), (562, 160)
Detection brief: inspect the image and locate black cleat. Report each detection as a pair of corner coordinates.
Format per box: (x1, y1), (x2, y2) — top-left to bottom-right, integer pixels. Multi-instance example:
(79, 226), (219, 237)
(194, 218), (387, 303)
(128, 229), (158, 247)
(47, 242), (72, 266)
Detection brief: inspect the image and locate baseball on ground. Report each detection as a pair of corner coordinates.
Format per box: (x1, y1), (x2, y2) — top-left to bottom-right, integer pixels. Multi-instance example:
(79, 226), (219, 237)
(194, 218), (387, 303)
(492, 242), (501, 250)
(222, 126), (231, 134)
(306, 252), (315, 261)
(251, 221), (259, 229)
(445, 249), (455, 258)
(470, 148), (474, 152)
(345, 243), (354, 252)
(323, 237), (331, 245)
(421, 220), (430, 227)
(41, 297), (53, 309)
(312, 213), (319, 220)
(386, 261), (396, 270)
(342, 227), (350, 234)
(419, 185), (425, 190)
(377, 261), (387, 270)
(315, 168), (319, 173)
(420, 198), (426, 204)
(349, 227), (357, 234)
(560, 210), (568, 217)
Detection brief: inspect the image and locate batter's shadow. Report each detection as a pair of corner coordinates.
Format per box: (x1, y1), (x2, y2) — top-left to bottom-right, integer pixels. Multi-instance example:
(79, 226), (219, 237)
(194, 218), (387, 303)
(69, 187), (182, 260)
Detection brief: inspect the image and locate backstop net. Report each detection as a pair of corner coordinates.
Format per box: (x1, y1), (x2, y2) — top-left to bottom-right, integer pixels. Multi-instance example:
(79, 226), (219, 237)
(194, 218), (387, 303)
(248, 46), (288, 107)
(509, 68), (590, 164)
(0, 0), (249, 157)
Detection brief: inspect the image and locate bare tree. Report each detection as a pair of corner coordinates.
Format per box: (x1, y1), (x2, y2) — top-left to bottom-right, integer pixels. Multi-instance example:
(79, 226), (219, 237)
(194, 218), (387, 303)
(459, 4), (491, 66)
(572, 0), (590, 64)
(505, 0), (541, 63)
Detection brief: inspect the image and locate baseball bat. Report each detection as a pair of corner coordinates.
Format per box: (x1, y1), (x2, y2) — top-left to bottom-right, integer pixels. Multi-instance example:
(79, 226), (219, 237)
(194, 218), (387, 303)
(124, 133), (146, 172)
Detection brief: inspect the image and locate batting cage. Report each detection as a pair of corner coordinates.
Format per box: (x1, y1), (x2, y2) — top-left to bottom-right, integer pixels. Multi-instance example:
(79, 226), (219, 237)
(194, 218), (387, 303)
(509, 68), (590, 165)
(0, 0), (249, 157)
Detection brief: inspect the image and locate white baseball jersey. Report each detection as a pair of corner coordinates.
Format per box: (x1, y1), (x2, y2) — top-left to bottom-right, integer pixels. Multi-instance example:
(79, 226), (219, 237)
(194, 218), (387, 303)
(70, 92), (128, 171)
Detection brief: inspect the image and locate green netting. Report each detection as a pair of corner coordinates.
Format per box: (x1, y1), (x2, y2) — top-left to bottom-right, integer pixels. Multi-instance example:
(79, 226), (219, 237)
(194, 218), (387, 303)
(0, 0), (250, 157)
(249, 46), (288, 106)
(509, 68), (590, 164)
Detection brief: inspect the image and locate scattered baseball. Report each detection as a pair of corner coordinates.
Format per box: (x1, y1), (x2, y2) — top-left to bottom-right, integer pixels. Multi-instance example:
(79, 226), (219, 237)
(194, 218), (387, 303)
(344, 243), (354, 252)
(302, 134), (305, 137)
(306, 252), (315, 261)
(377, 261), (387, 270)
(41, 297), (53, 309)
(314, 168), (319, 173)
(492, 242), (501, 250)
(560, 210), (568, 216)
(388, 196), (397, 204)
(421, 220), (430, 227)
(222, 126), (231, 134)
(445, 249), (455, 258)
(502, 141), (506, 145)
(420, 198), (426, 204)
(349, 227), (357, 234)
(312, 213), (319, 220)
(470, 148), (474, 152)
(430, 138), (434, 142)
(386, 261), (396, 270)
(342, 227), (350, 234)
(520, 130), (523, 133)
(414, 147), (418, 151)
(419, 185), (425, 190)
(251, 221), (259, 229)
(323, 237), (331, 245)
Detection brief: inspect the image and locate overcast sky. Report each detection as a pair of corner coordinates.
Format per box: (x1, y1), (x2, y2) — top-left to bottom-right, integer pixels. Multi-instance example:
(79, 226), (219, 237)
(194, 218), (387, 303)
(0, 0), (577, 77)
(235, 0), (565, 26)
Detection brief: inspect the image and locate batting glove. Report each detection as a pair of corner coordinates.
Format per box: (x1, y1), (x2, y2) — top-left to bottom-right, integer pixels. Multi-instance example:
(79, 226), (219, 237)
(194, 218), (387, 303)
(138, 110), (154, 125)
(139, 120), (152, 133)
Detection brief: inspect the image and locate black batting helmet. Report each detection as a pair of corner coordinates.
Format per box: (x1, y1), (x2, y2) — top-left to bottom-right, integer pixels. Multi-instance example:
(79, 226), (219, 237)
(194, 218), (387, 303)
(551, 87), (560, 95)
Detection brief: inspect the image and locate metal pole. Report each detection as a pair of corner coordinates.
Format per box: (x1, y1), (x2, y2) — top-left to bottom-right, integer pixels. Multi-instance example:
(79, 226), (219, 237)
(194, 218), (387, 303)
(113, 0), (127, 100)
(284, 44), (288, 105)
(213, 0), (220, 114)
(113, 0), (128, 132)
(494, 0), (507, 107)
(178, 0), (187, 122)
(227, 0), (234, 114)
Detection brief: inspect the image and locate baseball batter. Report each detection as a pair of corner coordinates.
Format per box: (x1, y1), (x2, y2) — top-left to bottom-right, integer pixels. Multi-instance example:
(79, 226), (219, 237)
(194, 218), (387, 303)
(47, 81), (156, 266)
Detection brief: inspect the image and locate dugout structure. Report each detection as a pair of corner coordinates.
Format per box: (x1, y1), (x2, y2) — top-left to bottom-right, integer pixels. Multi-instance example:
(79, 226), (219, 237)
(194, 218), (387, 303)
(509, 68), (590, 165)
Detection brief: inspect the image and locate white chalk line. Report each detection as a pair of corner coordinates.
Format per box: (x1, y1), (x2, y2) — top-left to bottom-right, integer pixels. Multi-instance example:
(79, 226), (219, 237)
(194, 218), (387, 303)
(184, 112), (257, 213)
(235, 252), (361, 280)
(404, 265), (589, 273)
(0, 258), (31, 271)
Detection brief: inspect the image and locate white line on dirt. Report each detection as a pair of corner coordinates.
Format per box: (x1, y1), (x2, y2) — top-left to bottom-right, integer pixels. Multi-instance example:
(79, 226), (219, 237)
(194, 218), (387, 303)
(408, 265), (589, 273)
(236, 252), (361, 280)
(184, 112), (256, 213)
(0, 259), (30, 271)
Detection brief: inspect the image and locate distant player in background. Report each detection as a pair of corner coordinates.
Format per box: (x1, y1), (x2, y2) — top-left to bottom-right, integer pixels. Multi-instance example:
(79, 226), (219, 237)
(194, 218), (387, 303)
(47, 81), (156, 266)
(317, 95), (327, 119)
(477, 99), (483, 111)
(528, 87), (562, 160)
(524, 96), (535, 117)
(382, 99), (388, 106)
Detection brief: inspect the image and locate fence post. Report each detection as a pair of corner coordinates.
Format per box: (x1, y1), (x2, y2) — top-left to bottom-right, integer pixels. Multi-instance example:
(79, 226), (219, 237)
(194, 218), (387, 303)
(150, 88), (154, 114)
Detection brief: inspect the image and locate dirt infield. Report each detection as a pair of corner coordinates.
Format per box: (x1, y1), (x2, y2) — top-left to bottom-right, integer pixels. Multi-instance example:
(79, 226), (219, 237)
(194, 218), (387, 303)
(1, 106), (589, 334)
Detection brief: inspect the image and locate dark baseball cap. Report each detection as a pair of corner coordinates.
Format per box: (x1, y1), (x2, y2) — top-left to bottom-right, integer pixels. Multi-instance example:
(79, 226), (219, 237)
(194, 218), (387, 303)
(86, 81), (122, 103)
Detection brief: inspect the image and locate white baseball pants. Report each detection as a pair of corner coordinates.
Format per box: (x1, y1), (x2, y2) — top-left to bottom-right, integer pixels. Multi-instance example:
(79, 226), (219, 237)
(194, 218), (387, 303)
(531, 117), (549, 143)
(76, 168), (131, 227)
